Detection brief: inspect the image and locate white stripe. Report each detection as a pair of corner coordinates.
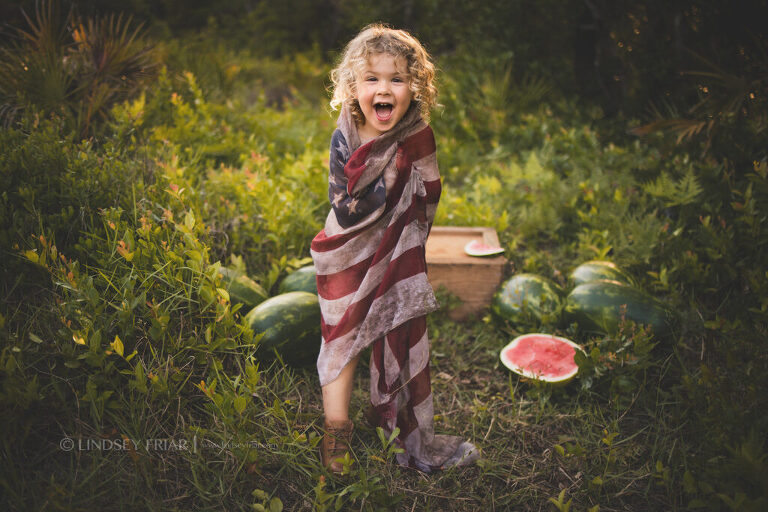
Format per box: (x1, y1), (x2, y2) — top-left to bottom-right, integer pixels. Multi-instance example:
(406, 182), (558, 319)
(384, 339), (398, 388)
(411, 393), (434, 435)
(412, 152), (439, 182)
(321, 201), (388, 239)
(316, 333), (358, 387)
(401, 427), (422, 462)
(408, 330), (429, 383)
(370, 350), (381, 396)
(440, 441), (482, 468)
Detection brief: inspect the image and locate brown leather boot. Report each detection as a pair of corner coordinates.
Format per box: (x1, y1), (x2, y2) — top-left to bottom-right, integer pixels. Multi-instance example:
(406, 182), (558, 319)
(321, 418), (354, 473)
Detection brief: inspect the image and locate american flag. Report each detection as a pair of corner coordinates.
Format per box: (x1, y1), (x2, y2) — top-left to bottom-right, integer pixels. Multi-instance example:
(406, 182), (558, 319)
(311, 110), (480, 471)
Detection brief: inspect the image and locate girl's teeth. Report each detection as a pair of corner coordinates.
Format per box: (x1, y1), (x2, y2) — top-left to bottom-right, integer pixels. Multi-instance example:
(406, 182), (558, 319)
(375, 104), (393, 121)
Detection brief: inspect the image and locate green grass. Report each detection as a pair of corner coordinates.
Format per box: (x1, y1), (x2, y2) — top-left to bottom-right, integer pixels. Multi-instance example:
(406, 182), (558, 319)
(1, 309), (680, 510)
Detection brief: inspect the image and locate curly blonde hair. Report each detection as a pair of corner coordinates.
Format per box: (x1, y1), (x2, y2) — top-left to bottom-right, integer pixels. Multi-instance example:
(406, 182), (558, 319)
(330, 24), (438, 123)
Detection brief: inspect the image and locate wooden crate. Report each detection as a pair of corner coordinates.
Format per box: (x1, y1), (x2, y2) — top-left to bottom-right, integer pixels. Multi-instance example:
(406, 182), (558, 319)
(425, 226), (507, 321)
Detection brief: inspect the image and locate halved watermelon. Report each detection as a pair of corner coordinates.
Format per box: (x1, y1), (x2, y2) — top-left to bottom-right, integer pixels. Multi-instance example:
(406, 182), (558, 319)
(500, 333), (584, 384)
(464, 239), (504, 256)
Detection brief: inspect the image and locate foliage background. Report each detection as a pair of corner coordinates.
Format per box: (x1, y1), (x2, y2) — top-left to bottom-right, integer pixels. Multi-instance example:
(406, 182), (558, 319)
(1, 0), (767, 510)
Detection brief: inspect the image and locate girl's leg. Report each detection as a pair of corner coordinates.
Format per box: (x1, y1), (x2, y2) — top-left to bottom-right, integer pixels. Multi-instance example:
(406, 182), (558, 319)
(321, 354), (361, 422)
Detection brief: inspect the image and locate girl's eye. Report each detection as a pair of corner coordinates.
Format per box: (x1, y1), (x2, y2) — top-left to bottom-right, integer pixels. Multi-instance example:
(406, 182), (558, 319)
(365, 77), (377, 82)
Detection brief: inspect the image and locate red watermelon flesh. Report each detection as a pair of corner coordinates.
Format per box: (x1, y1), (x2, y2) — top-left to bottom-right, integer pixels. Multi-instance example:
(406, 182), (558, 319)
(464, 239), (504, 256)
(501, 334), (582, 382)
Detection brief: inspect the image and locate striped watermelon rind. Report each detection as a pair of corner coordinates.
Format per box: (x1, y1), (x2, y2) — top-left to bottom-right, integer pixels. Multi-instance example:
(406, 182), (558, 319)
(218, 267), (268, 308)
(491, 273), (563, 327)
(278, 265), (318, 295)
(500, 333), (585, 384)
(244, 291), (321, 366)
(568, 261), (636, 288)
(563, 279), (674, 337)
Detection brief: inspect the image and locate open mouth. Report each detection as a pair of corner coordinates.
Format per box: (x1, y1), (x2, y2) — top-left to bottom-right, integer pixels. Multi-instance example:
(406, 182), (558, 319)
(374, 103), (393, 122)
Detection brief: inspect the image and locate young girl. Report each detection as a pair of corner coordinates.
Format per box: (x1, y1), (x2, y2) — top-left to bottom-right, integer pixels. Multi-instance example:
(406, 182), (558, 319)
(310, 24), (480, 474)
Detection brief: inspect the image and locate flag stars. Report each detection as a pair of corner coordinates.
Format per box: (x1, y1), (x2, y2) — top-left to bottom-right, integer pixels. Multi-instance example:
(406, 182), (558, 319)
(333, 139), (349, 164)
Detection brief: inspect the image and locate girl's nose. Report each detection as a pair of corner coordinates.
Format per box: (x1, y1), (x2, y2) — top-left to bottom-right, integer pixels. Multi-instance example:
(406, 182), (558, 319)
(376, 80), (391, 95)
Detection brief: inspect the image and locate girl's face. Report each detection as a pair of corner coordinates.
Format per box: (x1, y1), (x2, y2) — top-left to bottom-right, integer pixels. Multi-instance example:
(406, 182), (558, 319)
(355, 53), (413, 139)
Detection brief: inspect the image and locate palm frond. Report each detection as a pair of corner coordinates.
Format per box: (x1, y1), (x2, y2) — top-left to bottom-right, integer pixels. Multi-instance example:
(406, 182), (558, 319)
(633, 42), (767, 155)
(0, 0), (159, 135)
(16, 0), (71, 55)
(68, 11), (159, 135)
(631, 117), (711, 144)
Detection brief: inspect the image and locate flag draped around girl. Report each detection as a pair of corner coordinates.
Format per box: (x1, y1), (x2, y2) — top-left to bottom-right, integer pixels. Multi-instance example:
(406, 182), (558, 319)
(311, 23), (480, 474)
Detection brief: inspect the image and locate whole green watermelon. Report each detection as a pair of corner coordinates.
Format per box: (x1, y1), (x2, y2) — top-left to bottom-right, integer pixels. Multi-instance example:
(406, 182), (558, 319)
(244, 291), (321, 366)
(278, 265), (317, 294)
(568, 261), (636, 288)
(491, 273), (563, 327)
(218, 267), (268, 308)
(563, 279), (673, 336)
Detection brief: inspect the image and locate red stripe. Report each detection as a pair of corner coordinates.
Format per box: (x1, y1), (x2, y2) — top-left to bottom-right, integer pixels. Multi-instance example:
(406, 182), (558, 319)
(371, 316), (426, 398)
(373, 244), (427, 300)
(392, 127), (436, 205)
(344, 140), (374, 194)
(373, 324), (401, 398)
(311, 217), (371, 252)
(408, 316), (427, 349)
(424, 179), (441, 203)
(387, 127), (435, 209)
(386, 315), (426, 366)
(406, 364), (431, 408)
(399, 126), (436, 168)
(385, 148), (415, 209)
(316, 254), (374, 300)
(396, 405), (418, 438)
